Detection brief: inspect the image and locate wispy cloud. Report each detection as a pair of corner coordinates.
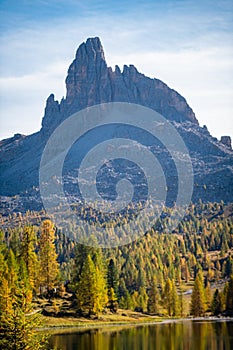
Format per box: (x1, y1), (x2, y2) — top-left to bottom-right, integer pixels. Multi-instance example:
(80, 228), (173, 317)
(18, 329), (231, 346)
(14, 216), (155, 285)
(0, 0), (232, 140)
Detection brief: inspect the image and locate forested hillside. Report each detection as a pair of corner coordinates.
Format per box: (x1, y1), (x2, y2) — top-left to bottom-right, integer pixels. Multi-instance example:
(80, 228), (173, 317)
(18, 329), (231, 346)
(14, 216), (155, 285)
(1, 202), (233, 341)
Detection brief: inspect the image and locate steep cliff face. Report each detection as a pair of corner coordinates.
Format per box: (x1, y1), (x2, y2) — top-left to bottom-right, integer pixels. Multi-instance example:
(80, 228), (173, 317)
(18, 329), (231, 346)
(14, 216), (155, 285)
(0, 37), (232, 205)
(41, 37), (197, 135)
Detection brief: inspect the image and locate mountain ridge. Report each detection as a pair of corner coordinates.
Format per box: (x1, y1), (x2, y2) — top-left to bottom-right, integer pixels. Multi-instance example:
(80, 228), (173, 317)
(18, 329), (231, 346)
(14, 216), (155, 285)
(41, 37), (198, 135)
(0, 37), (232, 206)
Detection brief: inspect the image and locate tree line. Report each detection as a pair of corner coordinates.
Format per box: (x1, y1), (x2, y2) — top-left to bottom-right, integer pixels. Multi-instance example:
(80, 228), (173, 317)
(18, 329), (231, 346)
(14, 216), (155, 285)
(0, 220), (59, 349)
(0, 201), (233, 348)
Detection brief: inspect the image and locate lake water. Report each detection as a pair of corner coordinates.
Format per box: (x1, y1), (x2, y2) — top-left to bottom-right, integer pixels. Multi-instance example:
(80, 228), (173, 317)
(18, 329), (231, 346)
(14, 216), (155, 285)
(48, 319), (233, 350)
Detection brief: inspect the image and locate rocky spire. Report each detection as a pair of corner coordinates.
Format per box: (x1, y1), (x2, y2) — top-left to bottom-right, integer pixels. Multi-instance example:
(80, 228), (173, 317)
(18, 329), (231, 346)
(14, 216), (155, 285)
(65, 37), (110, 107)
(41, 37), (198, 134)
(220, 136), (232, 149)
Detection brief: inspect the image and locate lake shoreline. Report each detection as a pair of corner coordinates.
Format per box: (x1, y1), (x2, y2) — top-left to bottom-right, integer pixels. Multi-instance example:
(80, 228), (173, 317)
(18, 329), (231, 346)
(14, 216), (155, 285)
(47, 318), (233, 350)
(40, 314), (233, 333)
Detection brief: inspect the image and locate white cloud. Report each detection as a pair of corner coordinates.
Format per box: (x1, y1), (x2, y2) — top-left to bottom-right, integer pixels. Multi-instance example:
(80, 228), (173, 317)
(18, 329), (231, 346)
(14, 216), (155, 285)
(0, 8), (232, 140)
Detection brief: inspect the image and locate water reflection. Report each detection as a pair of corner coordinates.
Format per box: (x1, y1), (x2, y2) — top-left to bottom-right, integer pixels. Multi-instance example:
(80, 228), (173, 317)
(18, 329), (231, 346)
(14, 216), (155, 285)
(48, 320), (233, 350)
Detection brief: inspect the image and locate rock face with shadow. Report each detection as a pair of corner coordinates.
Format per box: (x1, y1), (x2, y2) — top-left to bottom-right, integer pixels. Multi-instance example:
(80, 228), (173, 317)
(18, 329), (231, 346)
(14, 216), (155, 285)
(0, 37), (232, 208)
(41, 37), (197, 136)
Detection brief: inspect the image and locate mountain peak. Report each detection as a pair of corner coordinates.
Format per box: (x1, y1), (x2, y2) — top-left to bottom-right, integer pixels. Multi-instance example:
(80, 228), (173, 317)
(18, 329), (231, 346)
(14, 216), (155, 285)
(42, 37), (198, 134)
(65, 37), (108, 105)
(76, 37), (105, 55)
(0, 37), (232, 204)
(75, 37), (105, 63)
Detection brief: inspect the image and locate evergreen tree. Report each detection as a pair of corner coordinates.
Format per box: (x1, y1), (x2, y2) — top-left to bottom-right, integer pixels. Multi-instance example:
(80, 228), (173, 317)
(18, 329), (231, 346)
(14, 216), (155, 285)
(226, 275), (233, 315)
(73, 240), (96, 284)
(138, 286), (148, 312)
(6, 249), (19, 302)
(72, 236), (104, 292)
(224, 256), (233, 277)
(107, 258), (119, 312)
(107, 258), (119, 297)
(171, 279), (180, 316)
(8, 229), (20, 257)
(94, 265), (108, 315)
(147, 276), (160, 315)
(184, 261), (190, 283)
(76, 254), (96, 315)
(221, 282), (228, 312)
(163, 278), (179, 316)
(76, 254), (107, 316)
(137, 266), (146, 289)
(107, 287), (118, 312)
(211, 289), (222, 315)
(0, 284), (47, 350)
(118, 278), (128, 299)
(118, 279), (133, 310)
(179, 288), (185, 317)
(190, 271), (206, 316)
(205, 281), (212, 311)
(38, 220), (59, 294)
(20, 226), (38, 292)
(131, 290), (139, 310)
(0, 244), (47, 349)
(123, 290), (134, 310)
(163, 278), (173, 316)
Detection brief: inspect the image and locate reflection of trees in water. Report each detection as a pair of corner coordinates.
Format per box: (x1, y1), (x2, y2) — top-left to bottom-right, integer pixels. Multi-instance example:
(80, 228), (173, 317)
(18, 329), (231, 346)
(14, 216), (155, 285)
(49, 321), (233, 350)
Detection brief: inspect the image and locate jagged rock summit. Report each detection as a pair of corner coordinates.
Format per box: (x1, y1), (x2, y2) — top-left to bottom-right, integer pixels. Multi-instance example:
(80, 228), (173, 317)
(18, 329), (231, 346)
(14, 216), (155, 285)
(221, 136), (232, 149)
(42, 37), (198, 134)
(0, 37), (232, 206)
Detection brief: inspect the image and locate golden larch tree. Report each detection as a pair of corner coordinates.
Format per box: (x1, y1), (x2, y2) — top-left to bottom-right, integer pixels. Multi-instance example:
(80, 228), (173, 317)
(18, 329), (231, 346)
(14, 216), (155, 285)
(38, 220), (59, 294)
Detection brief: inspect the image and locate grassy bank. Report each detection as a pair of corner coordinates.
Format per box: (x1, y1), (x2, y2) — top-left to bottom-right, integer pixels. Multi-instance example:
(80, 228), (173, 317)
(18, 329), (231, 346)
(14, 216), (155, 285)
(39, 310), (165, 330)
(39, 313), (233, 334)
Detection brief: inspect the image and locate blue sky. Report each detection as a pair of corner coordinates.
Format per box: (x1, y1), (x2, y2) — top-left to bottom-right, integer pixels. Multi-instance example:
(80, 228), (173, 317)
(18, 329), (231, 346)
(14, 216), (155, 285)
(0, 0), (232, 139)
